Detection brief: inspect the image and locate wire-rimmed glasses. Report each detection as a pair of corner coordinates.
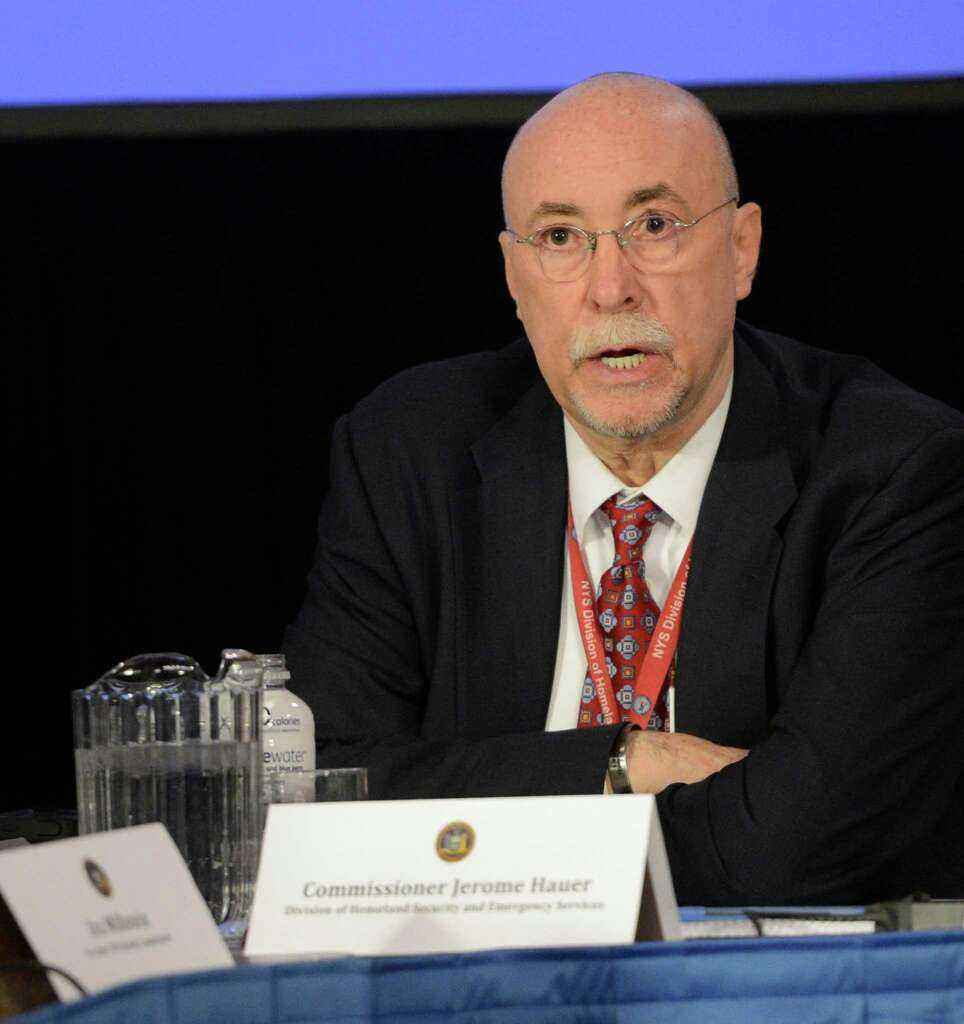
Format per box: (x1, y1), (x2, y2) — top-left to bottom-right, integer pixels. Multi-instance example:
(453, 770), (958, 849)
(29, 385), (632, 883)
(505, 196), (737, 282)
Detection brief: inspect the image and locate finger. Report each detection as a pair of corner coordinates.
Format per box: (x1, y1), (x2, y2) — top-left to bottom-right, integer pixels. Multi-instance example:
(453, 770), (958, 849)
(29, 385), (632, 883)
(720, 746), (749, 762)
(677, 736), (748, 764)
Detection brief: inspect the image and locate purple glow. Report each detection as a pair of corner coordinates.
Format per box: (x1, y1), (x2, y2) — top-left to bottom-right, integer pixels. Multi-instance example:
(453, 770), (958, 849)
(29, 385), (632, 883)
(0, 0), (960, 107)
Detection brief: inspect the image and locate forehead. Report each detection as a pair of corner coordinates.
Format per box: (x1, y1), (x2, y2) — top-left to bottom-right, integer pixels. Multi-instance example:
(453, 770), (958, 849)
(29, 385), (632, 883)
(504, 92), (721, 224)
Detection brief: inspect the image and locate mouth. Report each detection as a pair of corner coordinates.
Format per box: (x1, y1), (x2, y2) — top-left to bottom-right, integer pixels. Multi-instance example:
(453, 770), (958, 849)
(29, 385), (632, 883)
(593, 346), (653, 370)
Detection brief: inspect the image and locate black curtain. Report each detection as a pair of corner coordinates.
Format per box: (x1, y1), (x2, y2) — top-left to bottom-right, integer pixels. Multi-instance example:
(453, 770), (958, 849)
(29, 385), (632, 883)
(4, 105), (962, 812)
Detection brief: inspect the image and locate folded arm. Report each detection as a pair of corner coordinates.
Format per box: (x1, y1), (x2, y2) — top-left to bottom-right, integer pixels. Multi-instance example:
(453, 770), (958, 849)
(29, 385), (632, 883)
(283, 412), (622, 799)
(652, 427), (964, 904)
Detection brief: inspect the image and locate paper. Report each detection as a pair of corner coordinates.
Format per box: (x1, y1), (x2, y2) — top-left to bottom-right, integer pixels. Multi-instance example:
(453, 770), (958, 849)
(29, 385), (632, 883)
(0, 823), (233, 1001)
(246, 793), (679, 959)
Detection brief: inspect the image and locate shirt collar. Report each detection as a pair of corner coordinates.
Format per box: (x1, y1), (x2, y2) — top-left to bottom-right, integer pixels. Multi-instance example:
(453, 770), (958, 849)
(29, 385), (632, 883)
(565, 375), (732, 541)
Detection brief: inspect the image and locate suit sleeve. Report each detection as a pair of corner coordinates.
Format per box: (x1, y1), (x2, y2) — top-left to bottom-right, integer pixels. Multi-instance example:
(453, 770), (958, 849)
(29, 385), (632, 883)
(657, 426), (964, 904)
(283, 413), (621, 800)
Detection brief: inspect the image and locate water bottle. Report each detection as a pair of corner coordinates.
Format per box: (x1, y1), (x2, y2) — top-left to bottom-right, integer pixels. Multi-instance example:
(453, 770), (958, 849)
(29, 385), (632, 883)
(259, 653), (315, 804)
(72, 652), (262, 926)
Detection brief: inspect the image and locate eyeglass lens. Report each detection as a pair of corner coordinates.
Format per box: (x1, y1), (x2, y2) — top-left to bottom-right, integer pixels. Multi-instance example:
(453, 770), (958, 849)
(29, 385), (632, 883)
(536, 218), (681, 282)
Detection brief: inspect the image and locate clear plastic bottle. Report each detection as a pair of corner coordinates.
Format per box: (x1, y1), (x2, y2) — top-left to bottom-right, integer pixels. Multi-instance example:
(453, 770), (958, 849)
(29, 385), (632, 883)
(258, 654), (315, 803)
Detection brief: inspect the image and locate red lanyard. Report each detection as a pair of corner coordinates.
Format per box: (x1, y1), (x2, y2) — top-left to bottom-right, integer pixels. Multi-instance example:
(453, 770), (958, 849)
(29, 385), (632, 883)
(566, 499), (692, 729)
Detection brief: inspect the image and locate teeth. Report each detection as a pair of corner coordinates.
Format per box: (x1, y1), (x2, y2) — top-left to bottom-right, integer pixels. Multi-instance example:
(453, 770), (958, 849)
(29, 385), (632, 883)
(600, 352), (647, 369)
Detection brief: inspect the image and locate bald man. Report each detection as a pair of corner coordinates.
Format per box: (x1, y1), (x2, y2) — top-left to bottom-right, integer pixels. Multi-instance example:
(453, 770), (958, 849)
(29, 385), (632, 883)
(284, 74), (964, 905)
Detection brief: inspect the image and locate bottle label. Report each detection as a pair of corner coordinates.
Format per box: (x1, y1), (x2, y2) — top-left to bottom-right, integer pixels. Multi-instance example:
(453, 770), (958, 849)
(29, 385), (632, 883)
(262, 689), (315, 802)
(263, 747), (309, 770)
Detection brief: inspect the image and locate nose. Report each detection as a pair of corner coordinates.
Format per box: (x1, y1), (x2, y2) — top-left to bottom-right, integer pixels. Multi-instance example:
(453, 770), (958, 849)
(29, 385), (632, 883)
(585, 232), (644, 314)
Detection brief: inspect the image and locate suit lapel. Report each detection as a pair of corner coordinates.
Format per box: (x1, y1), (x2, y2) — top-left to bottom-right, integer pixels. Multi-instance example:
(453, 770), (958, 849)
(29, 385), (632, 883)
(676, 333), (798, 746)
(451, 379), (567, 739)
(449, 332), (797, 746)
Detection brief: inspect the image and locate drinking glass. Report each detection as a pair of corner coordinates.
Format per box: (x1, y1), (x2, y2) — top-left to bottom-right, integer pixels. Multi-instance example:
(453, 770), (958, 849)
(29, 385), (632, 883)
(264, 767), (368, 804)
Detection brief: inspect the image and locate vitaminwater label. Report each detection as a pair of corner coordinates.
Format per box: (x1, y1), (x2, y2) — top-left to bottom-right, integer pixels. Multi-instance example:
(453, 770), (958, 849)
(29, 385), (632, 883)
(263, 692), (315, 801)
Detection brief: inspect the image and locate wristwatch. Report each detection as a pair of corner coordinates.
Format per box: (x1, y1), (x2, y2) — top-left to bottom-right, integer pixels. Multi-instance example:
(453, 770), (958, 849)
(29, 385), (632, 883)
(607, 723), (639, 794)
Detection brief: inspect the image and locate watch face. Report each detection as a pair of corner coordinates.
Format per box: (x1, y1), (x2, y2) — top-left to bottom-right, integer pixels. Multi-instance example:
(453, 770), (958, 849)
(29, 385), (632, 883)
(607, 758), (631, 793)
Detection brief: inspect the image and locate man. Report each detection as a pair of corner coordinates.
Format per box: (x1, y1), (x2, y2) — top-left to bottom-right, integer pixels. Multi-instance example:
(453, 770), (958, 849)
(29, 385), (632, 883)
(283, 74), (964, 906)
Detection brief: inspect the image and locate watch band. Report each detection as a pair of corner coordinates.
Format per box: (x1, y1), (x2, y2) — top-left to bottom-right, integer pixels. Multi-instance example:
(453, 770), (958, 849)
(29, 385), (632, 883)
(607, 723), (639, 794)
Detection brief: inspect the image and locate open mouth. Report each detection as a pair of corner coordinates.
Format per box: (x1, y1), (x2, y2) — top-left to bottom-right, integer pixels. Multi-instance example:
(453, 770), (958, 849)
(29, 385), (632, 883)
(597, 348), (650, 369)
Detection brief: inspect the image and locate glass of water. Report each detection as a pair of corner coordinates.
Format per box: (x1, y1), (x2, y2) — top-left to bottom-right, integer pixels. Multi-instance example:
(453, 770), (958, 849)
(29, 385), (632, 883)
(264, 767), (368, 804)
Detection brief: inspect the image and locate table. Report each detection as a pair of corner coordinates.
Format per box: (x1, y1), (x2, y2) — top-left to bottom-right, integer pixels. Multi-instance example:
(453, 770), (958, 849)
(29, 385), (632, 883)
(12, 930), (964, 1023)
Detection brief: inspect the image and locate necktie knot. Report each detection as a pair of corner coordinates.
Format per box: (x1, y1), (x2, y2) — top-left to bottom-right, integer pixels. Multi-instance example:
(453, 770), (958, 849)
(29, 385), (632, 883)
(602, 495), (660, 566)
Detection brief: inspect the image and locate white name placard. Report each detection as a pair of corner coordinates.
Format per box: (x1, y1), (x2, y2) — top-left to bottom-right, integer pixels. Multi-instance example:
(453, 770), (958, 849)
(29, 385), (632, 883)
(245, 794), (679, 959)
(0, 823), (233, 1001)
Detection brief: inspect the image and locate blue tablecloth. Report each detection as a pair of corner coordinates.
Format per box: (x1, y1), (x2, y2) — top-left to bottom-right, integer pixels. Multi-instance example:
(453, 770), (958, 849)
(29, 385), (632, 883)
(14, 930), (964, 1023)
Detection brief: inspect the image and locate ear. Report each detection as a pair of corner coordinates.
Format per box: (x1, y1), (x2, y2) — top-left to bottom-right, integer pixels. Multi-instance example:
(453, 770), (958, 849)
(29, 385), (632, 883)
(498, 230), (518, 301)
(499, 231), (524, 320)
(731, 202), (762, 301)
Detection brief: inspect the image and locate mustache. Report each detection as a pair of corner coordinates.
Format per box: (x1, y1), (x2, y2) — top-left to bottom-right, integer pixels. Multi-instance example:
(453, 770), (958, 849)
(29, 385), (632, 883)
(569, 315), (675, 364)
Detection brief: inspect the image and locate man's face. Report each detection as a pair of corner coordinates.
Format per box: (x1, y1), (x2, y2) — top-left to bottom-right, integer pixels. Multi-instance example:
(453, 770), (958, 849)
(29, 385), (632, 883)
(500, 90), (760, 447)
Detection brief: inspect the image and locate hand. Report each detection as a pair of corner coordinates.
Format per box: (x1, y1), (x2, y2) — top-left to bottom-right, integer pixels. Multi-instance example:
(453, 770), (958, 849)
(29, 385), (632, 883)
(626, 731), (748, 794)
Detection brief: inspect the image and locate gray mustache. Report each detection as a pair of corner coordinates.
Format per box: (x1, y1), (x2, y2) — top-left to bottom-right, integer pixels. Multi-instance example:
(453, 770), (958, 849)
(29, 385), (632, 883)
(570, 316), (674, 363)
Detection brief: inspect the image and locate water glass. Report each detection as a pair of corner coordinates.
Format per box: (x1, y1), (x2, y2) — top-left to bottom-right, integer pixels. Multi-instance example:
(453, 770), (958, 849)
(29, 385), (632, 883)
(264, 767), (368, 804)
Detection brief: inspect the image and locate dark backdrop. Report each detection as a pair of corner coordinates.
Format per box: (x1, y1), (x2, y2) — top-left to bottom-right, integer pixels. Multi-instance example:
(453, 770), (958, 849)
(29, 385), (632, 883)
(4, 103), (962, 812)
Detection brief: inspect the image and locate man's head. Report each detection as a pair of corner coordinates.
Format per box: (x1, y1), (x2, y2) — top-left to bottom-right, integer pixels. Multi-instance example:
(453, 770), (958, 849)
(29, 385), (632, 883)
(499, 73), (761, 457)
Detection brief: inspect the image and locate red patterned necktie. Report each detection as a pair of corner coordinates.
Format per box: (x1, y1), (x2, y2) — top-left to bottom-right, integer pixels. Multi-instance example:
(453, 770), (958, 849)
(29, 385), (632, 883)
(577, 495), (671, 731)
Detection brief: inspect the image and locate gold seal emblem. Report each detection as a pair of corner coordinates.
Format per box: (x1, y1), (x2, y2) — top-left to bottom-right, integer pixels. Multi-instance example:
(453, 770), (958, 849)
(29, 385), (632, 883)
(435, 820), (475, 862)
(84, 858), (113, 898)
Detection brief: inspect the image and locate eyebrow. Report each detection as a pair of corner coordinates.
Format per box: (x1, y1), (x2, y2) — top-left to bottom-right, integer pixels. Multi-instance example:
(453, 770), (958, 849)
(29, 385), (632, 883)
(626, 183), (691, 216)
(525, 201), (583, 229)
(524, 182), (691, 230)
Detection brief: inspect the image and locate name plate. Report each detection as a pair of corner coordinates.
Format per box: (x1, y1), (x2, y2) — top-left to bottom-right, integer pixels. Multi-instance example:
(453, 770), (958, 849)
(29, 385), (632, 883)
(245, 794), (679, 959)
(0, 823), (233, 1001)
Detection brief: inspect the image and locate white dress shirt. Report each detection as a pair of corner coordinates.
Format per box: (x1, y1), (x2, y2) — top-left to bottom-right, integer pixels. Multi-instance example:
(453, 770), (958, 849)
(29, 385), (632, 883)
(544, 378), (733, 732)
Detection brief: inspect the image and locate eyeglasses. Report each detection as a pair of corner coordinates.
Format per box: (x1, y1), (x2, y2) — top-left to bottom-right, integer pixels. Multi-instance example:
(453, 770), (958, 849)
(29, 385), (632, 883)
(505, 197), (737, 282)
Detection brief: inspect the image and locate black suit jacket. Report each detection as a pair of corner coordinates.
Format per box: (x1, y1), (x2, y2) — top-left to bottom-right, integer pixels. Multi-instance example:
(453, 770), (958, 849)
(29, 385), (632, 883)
(284, 321), (964, 906)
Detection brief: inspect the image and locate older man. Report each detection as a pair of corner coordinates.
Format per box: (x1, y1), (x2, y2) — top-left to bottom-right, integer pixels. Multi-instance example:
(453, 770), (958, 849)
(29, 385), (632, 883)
(284, 74), (964, 905)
